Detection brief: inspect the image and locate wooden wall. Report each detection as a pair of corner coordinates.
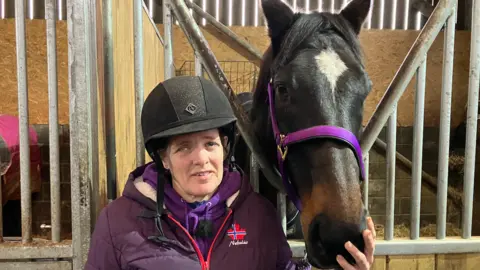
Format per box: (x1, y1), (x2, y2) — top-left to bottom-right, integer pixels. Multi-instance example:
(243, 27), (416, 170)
(111, 0), (164, 195)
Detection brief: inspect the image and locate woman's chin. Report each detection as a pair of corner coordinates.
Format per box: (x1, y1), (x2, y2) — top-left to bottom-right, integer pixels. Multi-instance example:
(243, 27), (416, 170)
(189, 183), (218, 198)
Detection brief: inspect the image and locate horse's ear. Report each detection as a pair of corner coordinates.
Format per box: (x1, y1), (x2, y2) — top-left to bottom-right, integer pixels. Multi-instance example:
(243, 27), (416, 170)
(261, 0), (295, 39)
(339, 0), (372, 35)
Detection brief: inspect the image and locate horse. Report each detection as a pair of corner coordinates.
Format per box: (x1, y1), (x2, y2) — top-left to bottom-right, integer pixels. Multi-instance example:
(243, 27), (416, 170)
(233, 0), (373, 268)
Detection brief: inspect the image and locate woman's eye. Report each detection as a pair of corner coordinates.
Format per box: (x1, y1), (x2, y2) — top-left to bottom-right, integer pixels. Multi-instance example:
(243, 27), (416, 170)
(206, 141), (218, 147)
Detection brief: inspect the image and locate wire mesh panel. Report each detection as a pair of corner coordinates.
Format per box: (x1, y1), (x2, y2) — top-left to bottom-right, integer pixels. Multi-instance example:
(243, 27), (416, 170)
(176, 60), (259, 94)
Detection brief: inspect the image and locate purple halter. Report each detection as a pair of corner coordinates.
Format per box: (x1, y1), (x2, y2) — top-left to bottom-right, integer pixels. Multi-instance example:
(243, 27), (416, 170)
(267, 81), (366, 212)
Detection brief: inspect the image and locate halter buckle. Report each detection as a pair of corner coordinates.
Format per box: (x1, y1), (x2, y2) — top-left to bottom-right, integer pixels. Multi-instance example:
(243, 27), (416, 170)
(277, 134), (288, 160)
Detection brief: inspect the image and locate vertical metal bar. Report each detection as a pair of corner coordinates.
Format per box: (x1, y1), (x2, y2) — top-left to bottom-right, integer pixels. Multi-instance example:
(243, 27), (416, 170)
(462, 0), (480, 239)
(46, 0), (61, 243)
(363, 153), (369, 207)
(164, 0), (174, 79)
(385, 107), (396, 241)
(437, 5), (456, 240)
(134, 0), (145, 167)
(68, 0), (96, 266)
(411, 59), (426, 240)
(15, 0), (32, 244)
(250, 155), (259, 193)
(277, 193), (287, 235)
(103, 0), (117, 202)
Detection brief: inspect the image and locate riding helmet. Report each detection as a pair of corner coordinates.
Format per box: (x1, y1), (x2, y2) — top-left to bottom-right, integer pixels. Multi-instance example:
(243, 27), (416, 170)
(141, 75), (238, 159)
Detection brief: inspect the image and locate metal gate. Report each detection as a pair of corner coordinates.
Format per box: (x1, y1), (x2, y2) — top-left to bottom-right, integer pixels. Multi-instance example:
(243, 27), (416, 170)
(0, 0), (96, 269)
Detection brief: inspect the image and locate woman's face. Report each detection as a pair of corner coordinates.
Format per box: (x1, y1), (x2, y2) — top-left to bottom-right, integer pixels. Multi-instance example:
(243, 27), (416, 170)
(161, 129), (226, 202)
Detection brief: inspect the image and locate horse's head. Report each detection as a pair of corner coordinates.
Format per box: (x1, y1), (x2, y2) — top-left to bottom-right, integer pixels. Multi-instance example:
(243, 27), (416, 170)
(253, 0), (373, 268)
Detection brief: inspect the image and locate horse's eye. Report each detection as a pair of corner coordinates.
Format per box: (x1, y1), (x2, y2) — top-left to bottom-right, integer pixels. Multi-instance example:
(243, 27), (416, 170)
(276, 85), (288, 95)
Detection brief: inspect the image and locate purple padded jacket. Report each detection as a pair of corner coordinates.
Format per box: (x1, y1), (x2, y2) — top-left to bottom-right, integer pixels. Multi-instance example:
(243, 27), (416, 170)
(85, 162), (311, 270)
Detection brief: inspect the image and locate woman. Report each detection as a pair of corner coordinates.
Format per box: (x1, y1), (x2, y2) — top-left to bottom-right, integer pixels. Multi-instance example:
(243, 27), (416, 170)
(85, 76), (376, 269)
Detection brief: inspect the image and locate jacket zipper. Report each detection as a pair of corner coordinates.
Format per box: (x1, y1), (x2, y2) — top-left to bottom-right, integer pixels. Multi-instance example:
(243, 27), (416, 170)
(167, 209), (233, 270)
(205, 209), (233, 269)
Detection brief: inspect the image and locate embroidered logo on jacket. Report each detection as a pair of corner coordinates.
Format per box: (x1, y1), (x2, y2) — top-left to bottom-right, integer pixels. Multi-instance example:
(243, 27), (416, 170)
(227, 223), (248, 247)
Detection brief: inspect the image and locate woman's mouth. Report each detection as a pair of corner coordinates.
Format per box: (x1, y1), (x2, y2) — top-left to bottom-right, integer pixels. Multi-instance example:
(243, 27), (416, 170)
(192, 171), (212, 178)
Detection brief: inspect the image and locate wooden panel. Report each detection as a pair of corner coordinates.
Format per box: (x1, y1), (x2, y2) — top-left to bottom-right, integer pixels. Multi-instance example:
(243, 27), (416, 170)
(112, 3), (165, 194)
(372, 255), (387, 270)
(112, 0), (136, 195)
(388, 255), (436, 269)
(436, 253), (480, 270)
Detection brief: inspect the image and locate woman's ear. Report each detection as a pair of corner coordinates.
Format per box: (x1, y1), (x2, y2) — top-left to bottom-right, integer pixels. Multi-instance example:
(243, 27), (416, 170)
(158, 149), (169, 169)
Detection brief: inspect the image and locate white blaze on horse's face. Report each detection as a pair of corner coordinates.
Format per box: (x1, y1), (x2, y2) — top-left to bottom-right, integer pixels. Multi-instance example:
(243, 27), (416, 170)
(314, 48), (348, 99)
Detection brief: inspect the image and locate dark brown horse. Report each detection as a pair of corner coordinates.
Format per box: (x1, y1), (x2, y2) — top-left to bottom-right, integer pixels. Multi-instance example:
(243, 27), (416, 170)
(233, 0), (373, 268)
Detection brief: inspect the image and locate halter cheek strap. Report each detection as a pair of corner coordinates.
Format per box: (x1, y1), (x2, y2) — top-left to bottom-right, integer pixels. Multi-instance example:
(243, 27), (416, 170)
(267, 81), (366, 212)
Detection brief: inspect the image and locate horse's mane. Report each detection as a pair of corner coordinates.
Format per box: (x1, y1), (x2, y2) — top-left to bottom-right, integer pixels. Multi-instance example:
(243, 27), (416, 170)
(273, 12), (365, 72)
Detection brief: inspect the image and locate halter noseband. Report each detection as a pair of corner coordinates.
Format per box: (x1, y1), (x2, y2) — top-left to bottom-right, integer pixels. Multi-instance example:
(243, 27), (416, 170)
(267, 80), (366, 212)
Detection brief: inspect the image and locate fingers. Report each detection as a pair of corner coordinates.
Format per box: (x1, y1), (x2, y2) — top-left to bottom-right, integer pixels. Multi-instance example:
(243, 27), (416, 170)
(363, 229), (375, 265)
(367, 217), (376, 239)
(344, 241), (369, 270)
(336, 255), (356, 270)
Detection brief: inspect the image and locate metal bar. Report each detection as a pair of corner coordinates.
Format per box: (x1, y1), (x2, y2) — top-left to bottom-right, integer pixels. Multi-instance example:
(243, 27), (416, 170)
(462, 0), (480, 239)
(87, 0), (100, 229)
(185, 0), (263, 66)
(163, 0), (175, 79)
(103, 0), (117, 201)
(385, 107), (396, 241)
(360, 0), (457, 155)
(67, 0), (96, 267)
(411, 59), (427, 240)
(437, 5), (456, 239)
(277, 193), (287, 236)
(289, 238), (480, 257)
(0, 242), (72, 259)
(194, 53), (203, 76)
(168, 0), (285, 192)
(134, 0), (145, 167)
(363, 153), (369, 207)
(46, 0), (61, 243)
(15, 0), (32, 244)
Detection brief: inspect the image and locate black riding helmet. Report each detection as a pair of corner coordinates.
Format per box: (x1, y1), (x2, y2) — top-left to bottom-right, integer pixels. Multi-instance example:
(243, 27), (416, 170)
(140, 75), (238, 240)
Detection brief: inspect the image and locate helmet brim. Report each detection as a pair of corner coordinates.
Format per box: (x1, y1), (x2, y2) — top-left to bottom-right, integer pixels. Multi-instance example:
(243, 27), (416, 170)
(145, 117), (237, 145)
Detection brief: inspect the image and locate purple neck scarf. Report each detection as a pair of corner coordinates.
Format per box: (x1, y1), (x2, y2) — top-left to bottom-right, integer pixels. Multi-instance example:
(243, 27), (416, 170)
(141, 162), (242, 259)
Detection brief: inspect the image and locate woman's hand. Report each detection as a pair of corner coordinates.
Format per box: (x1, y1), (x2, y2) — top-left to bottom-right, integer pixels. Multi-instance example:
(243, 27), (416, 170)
(336, 217), (376, 270)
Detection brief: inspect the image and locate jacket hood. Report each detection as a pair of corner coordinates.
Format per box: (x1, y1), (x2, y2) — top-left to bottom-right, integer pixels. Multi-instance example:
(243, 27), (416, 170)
(122, 161), (252, 211)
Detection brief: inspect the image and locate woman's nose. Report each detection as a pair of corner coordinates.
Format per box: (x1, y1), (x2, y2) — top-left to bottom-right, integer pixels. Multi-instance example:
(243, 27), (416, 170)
(192, 148), (209, 164)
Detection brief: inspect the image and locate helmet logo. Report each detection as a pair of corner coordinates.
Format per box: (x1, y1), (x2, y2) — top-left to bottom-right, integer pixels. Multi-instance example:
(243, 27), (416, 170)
(185, 103), (198, 115)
